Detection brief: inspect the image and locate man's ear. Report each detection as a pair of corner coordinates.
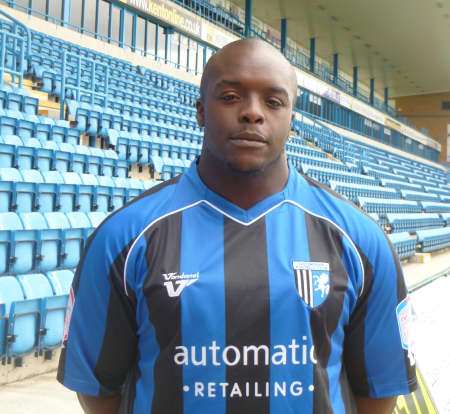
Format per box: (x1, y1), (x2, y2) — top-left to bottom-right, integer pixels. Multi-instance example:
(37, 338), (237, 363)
(196, 99), (205, 128)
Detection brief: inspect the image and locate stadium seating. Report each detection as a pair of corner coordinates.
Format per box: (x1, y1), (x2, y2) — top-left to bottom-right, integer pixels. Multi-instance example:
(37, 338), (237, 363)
(0, 275), (38, 363)
(416, 227), (450, 253)
(358, 197), (421, 214)
(386, 213), (444, 233)
(388, 232), (417, 259)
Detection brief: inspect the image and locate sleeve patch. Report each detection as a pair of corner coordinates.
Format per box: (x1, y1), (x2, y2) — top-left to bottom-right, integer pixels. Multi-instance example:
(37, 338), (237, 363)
(63, 287), (75, 344)
(396, 296), (416, 367)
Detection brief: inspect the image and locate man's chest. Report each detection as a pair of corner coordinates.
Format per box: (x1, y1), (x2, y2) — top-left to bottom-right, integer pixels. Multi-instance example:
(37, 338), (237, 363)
(135, 210), (357, 339)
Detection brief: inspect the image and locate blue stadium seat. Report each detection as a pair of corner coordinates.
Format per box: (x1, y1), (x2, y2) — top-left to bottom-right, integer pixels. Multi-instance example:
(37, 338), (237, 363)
(0, 112), (17, 136)
(43, 212), (81, 269)
(99, 149), (118, 177)
(0, 168), (34, 212)
(22, 95), (39, 116)
(41, 170), (65, 209)
(19, 212), (60, 272)
(19, 169), (54, 212)
(34, 121), (52, 141)
(46, 269), (74, 295)
(0, 212), (37, 274)
(16, 118), (35, 140)
(86, 147), (103, 176)
(0, 274), (42, 363)
(0, 136), (16, 168)
(5, 92), (22, 112)
(66, 144), (87, 174)
(65, 172), (92, 212)
(17, 273), (68, 355)
(97, 175), (125, 211)
(0, 276), (26, 359)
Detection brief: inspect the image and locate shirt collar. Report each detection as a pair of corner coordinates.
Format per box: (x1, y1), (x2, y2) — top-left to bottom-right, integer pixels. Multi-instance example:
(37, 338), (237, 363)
(184, 160), (300, 223)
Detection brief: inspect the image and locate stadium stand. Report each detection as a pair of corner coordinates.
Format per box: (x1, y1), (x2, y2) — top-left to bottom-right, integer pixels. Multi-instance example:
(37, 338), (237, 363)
(0, 1), (448, 388)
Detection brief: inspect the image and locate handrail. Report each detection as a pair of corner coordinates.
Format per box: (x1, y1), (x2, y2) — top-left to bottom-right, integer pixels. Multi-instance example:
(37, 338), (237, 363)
(0, 8), (31, 59)
(408, 266), (450, 293)
(0, 29), (26, 88)
(60, 50), (109, 119)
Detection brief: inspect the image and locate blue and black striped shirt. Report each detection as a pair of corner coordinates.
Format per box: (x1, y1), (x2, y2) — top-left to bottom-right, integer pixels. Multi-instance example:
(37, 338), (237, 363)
(57, 163), (417, 413)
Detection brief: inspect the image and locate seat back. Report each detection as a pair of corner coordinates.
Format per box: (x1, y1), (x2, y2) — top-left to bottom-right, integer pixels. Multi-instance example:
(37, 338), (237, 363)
(0, 276), (37, 359)
(0, 276), (24, 314)
(46, 270), (74, 295)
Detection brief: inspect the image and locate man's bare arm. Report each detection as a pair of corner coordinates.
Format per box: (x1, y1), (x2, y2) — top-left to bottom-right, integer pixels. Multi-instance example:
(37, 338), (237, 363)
(77, 393), (121, 414)
(355, 395), (397, 414)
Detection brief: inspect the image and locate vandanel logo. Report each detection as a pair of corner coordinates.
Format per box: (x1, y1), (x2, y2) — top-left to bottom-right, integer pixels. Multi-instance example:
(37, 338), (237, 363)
(162, 272), (199, 297)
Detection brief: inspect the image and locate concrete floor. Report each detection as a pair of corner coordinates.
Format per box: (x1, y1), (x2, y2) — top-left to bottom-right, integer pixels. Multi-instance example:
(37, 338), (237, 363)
(412, 276), (450, 413)
(0, 372), (81, 414)
(0, 250), (448, 413)
(402, 248), (450, 289)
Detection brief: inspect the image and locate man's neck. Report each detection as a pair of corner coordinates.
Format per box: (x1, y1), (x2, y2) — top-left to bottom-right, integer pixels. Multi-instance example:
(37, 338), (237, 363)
(197, 155), (289, 210)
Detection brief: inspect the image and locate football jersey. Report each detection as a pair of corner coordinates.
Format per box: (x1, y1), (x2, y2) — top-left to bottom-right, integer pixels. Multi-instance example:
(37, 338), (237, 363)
(57, 162), (417, 414)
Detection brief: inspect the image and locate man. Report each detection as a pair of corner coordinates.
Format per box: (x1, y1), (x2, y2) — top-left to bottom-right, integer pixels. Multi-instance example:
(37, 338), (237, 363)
(57, 38), (417, 413)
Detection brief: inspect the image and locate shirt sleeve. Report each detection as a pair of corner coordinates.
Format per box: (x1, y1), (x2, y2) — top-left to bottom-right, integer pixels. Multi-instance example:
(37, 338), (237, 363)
(57, 217), (138, 397)
(343, 223), (417, 398)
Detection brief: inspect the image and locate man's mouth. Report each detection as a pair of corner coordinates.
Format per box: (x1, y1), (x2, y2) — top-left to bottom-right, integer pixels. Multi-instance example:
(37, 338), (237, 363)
(229, 131), (268, 147)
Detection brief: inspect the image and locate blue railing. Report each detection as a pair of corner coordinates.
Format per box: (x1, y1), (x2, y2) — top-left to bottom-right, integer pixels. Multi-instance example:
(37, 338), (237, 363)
(0, 30), (25, 88)
(0, 8), (30, 58)
(60, 51), (110, 119)
(0, 8), (31, 87)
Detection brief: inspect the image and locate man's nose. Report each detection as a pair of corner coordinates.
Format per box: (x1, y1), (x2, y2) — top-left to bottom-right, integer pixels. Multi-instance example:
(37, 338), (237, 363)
(239, 97), (265, 124)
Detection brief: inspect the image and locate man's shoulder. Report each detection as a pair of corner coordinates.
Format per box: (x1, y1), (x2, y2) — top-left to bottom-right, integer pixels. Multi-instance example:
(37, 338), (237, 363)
(298, 174), (390, 255)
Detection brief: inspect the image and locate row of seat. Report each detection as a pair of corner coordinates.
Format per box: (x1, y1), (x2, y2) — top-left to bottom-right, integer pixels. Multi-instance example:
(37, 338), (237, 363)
(330, 180), (399, 201)
(0, 270), (73, 363)
(0, 211), (107, 274)
(388, 232), (417, 259)
(0, 110), (79, 144)
(291, 154), (348, 172)
(0, 86), (38, 115)
(363, 166), (406, 182)
(112, 131), (201, 164)
(421, 201), (450, 213)
(34, 54), (193, 115)
(358, 197), (422, 214)
(416, 227), (450, 253)
(67, 99), (199, 138)
(285, 142), (325, 159)
(301, 165), (378, 186)
(386, 213), (445, 233)
(380, 178), (424, 192)
(400, 189), (441, 202)
(0, 135), (127, 177)
(0, 168), (156, 213)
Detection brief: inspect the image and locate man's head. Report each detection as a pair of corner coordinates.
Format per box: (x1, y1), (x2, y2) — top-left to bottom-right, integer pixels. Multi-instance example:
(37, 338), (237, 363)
(197, 38), (298, 175)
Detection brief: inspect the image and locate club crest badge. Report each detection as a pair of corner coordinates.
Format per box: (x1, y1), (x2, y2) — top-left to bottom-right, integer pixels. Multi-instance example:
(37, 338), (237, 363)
(293, 261), (330, 307)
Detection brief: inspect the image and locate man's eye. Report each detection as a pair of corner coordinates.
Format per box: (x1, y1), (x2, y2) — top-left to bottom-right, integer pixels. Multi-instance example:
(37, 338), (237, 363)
(267, 99), (283, 108)
(220, 94), (239, 102)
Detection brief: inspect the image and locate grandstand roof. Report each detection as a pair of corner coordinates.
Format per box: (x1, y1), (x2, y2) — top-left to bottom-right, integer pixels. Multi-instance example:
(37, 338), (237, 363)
(232, 0), (449, 98)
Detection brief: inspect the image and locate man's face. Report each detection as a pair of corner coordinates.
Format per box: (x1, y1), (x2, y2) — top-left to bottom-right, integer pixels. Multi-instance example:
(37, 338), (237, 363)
(197, 45), (296, 174)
